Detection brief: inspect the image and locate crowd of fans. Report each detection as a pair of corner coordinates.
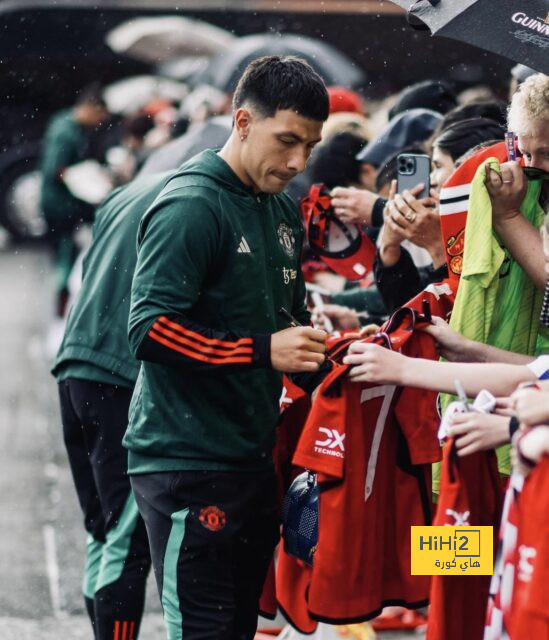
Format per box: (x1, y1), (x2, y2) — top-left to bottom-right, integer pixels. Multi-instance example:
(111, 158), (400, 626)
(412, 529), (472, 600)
(40, 54), (549, 639)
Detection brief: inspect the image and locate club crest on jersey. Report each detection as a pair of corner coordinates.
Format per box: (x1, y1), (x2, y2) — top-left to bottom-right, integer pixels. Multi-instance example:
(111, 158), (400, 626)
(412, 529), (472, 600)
(198, 506), (227, 532)
(277, 223), (296, 257)
(314, 427), (345, 458)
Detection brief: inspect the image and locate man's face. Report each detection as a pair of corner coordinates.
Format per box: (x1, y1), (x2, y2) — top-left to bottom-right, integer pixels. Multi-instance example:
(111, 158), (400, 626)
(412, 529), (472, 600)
(517, 121), (549, 173)
(79, 104), (109, 129)
(241, 108), (323, 194)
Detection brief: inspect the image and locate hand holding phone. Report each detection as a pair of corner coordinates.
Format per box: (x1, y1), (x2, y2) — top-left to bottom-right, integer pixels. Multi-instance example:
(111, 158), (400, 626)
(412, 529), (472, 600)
(396, 153), (431, 198)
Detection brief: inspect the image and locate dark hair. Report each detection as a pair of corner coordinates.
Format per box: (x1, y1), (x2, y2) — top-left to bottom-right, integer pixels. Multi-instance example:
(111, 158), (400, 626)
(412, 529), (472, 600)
(374, 144), (426, 193)
(436, 99), (507, 135)
(232, 55), (329, 122)
(310, 132), (367, 188)
(389, 80), (457, 120)
(455, 140), (503, 167)
(433, 117), (506, 162)
(75, 82), (107, 109)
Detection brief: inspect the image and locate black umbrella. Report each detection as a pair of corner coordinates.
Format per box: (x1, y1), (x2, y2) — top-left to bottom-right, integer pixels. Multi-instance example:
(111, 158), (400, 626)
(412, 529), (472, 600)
(196, 33), (366, 92)
(390, 0), (549, 75)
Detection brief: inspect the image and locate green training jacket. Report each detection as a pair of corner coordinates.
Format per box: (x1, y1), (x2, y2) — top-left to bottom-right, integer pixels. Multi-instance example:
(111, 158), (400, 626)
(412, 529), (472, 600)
(123, 149), (310, 473)
(52, 172), (175, 387)
(40, 110), (91, 223)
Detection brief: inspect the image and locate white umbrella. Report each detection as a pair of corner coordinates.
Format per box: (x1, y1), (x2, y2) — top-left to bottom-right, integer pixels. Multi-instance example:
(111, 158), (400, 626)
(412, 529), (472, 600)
(105, 15), (236, 64)
(200, 33), (366, 92)
(102, 75), (188, 114)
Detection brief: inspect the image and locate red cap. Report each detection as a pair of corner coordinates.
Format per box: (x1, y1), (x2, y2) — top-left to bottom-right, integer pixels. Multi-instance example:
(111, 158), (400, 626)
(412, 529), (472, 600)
(301, 184), (375, 281)
(327, 86), (364, 115)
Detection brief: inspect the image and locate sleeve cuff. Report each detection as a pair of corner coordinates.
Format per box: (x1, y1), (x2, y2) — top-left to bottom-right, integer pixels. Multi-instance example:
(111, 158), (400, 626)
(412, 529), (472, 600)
(526, 355), (549, 379)
(509, 416), (520, 439)
(252, 333), (272, 368)
(374, 246), (413, 275)
(432, 263), (449, 280)
(371, 197), (387, 228)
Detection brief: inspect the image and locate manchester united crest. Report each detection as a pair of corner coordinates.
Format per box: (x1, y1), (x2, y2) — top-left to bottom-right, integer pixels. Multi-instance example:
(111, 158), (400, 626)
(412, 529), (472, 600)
(277, 223), (296, 257)
(198, 506), (227, 532)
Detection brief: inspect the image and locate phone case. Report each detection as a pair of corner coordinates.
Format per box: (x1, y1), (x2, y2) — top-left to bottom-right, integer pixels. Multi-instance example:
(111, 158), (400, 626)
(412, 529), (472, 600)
(397, 153), (431, 199)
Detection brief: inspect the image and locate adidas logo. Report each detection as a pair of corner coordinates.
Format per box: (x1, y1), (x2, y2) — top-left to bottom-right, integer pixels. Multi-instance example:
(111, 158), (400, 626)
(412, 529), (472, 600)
(237, 236), (251, 253)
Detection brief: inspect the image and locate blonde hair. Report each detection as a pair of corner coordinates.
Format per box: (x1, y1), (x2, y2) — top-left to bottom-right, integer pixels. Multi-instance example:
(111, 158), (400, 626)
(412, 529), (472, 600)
(322, 112), (372, 143)
(507, 73), (549, 136)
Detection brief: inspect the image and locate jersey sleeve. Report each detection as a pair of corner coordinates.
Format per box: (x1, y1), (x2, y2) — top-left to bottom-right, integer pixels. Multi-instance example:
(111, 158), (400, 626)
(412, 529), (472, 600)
(526, 355), (549, 380)
(128, 187), (271, 371)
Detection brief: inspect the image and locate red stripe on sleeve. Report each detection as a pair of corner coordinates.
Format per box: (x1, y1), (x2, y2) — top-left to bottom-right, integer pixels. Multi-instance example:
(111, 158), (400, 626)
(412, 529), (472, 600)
(158, 315), (253, 350)
(151, 321), (253, 358)
(149, 329), (253, 364)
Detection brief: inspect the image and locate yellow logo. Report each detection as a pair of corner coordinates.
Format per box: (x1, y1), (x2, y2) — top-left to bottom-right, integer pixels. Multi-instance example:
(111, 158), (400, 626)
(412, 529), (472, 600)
(411, 526), (493, 575)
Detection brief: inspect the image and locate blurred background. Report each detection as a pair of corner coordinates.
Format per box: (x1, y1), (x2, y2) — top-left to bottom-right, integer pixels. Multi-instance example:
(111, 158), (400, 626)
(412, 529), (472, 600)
(0, 0), (512, 243)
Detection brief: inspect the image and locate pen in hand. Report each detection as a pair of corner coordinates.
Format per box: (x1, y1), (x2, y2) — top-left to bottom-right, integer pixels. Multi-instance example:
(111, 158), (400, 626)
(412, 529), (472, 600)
(278, 306), (335, 366)
(278, 306), (302, 328)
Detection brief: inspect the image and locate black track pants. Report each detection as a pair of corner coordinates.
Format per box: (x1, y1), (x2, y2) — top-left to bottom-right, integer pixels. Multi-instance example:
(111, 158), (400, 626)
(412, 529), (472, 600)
(58, 378), (151, 640)
(131, 469), (279, 640)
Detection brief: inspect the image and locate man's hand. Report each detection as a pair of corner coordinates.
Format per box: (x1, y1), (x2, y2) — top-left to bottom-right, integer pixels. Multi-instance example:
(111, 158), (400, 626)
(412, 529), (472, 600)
(311, 303), (360, 331)
(271, 326), (327, 373)
(331, 186), (378, 226)
(343, 342), (406, 385)
(421, 316), (474, 362)
(359, 323), (380, 338)
(485, 161), (527, 226)
(447, 412), (510, 457)
(511, 388), (549, 427)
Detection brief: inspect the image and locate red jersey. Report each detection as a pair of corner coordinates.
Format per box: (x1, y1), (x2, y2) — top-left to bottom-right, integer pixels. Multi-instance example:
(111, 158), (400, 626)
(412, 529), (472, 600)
(261, 376), (311, 621)
(280, 308), (441, 626)
(427, 441), (503, 640)
(510, 456), (549, 640)
(484, 472), (523, 640)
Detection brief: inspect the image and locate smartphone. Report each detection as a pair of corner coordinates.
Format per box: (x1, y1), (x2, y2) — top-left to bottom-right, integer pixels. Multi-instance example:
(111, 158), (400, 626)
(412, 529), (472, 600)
(505, 131), (516, 161)
(396, 153), (431, 199)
